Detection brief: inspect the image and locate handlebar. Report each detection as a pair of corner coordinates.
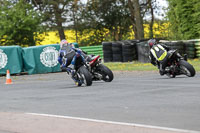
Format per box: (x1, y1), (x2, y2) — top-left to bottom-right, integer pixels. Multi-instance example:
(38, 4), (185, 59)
(168, 49), (178, 59)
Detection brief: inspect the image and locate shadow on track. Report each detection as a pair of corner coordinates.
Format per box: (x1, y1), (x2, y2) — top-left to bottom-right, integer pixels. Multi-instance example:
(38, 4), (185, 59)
(155, 76), (188, 80)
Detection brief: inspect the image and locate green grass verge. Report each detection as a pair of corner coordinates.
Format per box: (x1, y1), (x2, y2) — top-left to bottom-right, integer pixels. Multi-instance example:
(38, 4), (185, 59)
(103, 59), (200, 72)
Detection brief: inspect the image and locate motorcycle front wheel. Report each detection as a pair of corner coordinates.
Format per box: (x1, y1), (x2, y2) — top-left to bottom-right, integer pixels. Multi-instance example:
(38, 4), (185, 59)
(179, 60), (195, 77)
(166, 73), (176, 78)
(78, 66), (92, 86)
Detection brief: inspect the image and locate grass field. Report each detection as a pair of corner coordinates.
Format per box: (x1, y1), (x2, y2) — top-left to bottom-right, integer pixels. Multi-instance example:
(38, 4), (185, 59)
(104, 59), (200, 72)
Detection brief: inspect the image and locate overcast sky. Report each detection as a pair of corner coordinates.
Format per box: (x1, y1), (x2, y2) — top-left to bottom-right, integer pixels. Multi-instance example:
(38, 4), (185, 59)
(155, 0), (168, 19)
(80, 0), (169, 20)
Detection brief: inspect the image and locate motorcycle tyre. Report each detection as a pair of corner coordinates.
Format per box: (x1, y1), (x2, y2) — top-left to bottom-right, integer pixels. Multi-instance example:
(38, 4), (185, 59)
(79, 66), (92, 86)
(97, 64), (114, 82)
(179, 60), (195, 77)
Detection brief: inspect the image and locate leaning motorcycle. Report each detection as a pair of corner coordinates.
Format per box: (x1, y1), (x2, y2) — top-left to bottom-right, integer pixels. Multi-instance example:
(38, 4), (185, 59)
(163, 49), (195, 78)
(63, 48), (93, 86)
(85, 55), (114, 82)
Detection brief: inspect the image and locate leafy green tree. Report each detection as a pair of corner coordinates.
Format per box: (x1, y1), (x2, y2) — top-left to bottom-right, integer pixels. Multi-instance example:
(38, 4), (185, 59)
(193, 0), (200, 37)
(0, 0), (45, 46)
(167, 0), (200, 40)
(29, 0), (79, 41)
(127, 0), (144, 39)
(70, 0), (162, 45)
(79, 0), (132, 43)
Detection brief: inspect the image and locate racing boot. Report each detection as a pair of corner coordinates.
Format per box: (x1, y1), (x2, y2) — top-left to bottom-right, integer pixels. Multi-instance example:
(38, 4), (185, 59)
(159, 70), (165, 76)
(159, 67), (168, 76)
(67, 66), (82, 86)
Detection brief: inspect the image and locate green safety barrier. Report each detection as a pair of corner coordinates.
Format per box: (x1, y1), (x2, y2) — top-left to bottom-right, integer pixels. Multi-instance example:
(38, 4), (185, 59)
(195, 41), (200, 58)
(80, 45), (103, 58)
(0, 46), (23, 75)
(0, 44), (103, 75)
(72, 42), (79, 48)
(22, 44), (61, 74)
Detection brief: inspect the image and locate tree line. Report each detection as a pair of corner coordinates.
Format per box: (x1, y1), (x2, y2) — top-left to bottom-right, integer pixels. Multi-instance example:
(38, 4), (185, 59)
(167, 0), (200, 40)
(0, 0), (199, 47)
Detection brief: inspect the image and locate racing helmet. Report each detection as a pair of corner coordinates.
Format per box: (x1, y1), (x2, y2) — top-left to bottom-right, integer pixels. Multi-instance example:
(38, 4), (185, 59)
(148, 39), (156, 48)
(60, 39), (68, 47)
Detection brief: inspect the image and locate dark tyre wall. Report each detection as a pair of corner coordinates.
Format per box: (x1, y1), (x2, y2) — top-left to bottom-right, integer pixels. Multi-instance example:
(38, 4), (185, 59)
(161, 40), (196, 59)
(102, 39), (199, 63)
(112, 42), (123, 62)
(184, 41), (196, 59)
(102, 42), (113, 62)
(122, 40), (137, 62)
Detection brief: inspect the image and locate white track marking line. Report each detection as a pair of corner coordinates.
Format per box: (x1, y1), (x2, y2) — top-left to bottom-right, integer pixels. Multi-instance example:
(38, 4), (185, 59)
(27, 113), (199, 133)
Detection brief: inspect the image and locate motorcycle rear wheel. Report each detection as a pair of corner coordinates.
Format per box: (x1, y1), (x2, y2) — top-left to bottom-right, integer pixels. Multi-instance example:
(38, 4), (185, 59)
(97, 64), (113, 82)
(179, 60), (195, 77)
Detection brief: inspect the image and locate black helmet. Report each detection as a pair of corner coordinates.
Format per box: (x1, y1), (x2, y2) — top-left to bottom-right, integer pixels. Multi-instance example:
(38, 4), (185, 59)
(148, 39), (156, 47)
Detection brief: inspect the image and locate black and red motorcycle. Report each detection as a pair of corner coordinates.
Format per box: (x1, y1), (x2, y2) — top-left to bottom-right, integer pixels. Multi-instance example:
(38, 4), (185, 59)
(163, 49), (195, 78)
(61, 48), (93, 86)
(85, 55), (114, 82)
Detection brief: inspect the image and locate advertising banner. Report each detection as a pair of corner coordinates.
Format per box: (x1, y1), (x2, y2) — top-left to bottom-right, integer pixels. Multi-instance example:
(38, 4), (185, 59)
(0, 46), (23, 75)
(23, 44), (61, 74)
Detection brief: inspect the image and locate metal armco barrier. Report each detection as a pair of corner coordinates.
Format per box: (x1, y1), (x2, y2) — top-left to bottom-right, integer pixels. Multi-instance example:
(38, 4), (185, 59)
(22, 44), (61, 74)
(0, 46), (23, 75)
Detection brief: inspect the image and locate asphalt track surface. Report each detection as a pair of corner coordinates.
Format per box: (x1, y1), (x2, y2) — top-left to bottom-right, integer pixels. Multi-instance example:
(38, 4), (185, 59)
(0, 71), (200, 132)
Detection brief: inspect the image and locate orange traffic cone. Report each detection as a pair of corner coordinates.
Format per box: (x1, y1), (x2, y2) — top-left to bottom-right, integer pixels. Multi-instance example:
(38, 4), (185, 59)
(5, 70), (12, 84)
